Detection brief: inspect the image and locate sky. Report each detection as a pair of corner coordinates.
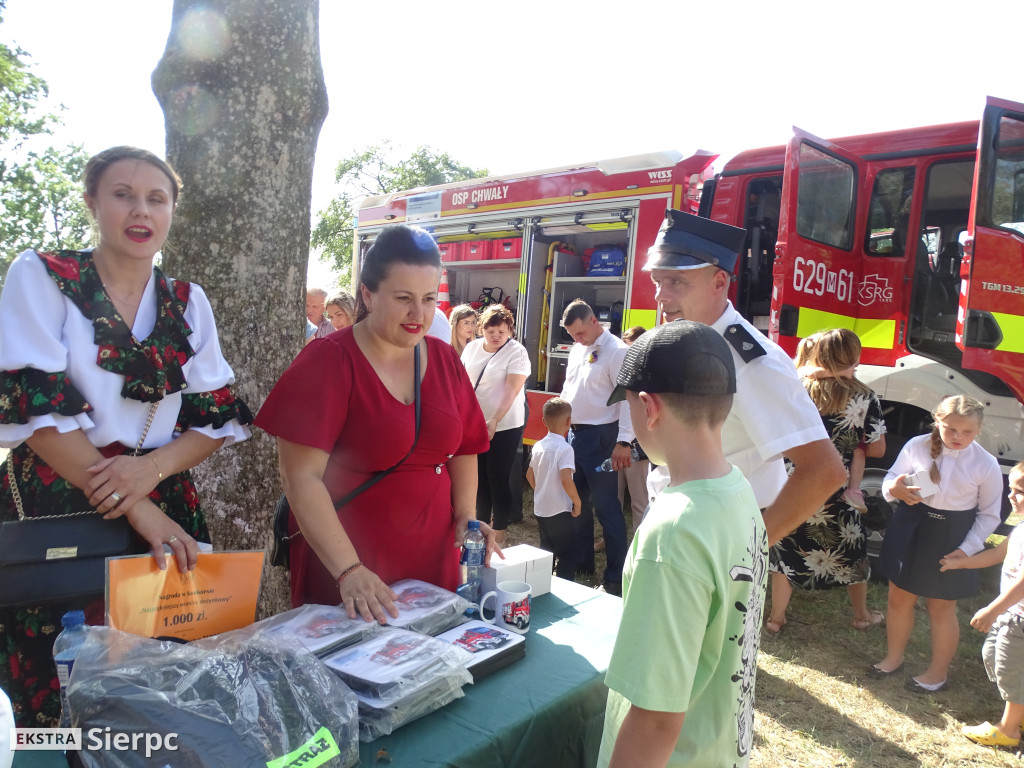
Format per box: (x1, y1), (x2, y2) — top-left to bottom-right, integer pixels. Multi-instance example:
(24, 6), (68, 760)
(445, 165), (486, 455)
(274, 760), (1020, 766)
(3, 0), (1022, 282)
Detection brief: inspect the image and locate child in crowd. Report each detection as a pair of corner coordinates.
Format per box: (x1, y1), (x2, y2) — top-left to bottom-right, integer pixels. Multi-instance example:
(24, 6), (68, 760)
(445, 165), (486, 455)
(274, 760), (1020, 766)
(598, 321), (767, 768)
(871, 395), (1003, 693)
(527, 398), (582, 579)
(794, 332), (868, 513)
(939, 460), (1024, 747)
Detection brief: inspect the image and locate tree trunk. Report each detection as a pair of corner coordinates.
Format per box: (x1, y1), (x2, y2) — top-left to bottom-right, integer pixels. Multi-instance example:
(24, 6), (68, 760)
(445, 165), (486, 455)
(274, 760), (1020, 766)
(153, 0), (328, 618)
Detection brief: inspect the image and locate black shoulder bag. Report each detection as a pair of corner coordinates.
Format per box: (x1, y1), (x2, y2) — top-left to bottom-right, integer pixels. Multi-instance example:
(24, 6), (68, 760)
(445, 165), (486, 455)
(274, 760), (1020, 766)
(0, 401), (158, 608)
(271, 343), (422, 569)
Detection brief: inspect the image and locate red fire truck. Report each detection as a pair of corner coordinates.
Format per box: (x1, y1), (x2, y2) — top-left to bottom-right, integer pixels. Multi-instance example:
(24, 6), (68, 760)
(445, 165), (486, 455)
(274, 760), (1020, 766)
(354, 96), (1024, 503)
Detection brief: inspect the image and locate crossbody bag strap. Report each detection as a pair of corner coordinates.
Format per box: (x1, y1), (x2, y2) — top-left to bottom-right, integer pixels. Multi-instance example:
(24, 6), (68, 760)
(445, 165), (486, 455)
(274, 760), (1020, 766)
(6, 400), (160, 522)
(280, 343), (423, 545)
(333, 342), (422, 509)
(473, 337), (512, 391)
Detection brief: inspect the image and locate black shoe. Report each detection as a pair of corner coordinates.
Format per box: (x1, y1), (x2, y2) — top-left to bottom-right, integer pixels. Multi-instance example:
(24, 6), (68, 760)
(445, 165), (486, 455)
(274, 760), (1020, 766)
(866, 662), (904, 678)
(904, 676), (949, 694)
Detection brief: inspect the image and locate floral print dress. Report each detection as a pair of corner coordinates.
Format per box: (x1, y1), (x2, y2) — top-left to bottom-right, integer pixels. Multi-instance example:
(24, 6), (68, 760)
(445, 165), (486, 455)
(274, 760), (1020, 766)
(770, 390), (886, 589)
(0, 249), (252, 726)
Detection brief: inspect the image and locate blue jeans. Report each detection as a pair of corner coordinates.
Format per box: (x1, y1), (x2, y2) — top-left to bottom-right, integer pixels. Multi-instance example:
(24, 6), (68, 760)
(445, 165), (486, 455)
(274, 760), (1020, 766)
(569, 422), (626, 584)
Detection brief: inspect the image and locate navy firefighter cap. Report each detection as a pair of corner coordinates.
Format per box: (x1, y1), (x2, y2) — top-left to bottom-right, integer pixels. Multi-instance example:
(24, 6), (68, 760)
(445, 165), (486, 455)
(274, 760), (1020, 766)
(643, 209), (747, 273)
(607, 319), (737, 405)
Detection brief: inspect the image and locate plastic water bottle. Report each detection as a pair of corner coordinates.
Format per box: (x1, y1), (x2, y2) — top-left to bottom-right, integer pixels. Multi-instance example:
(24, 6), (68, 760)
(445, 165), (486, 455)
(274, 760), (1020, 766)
(458, 520), (486, 604)
(595, 446), (641, 472)
(54, 610), (87, 728)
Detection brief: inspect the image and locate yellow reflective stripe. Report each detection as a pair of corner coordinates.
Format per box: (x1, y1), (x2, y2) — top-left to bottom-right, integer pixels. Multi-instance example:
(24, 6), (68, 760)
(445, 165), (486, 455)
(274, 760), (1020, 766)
(519, 271), (527, 295)
(625, 308), (657, 331)
(795, 307), (895, 349)
(992, 312), (1024, 353)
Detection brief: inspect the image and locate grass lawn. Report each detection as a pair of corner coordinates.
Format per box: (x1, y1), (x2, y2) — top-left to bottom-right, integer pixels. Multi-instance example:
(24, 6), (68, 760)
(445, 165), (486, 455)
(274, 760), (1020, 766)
(508, 487), (1022, 767)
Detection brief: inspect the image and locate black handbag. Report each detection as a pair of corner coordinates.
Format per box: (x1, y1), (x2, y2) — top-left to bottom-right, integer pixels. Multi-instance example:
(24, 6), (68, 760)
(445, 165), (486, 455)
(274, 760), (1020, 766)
(271, 343), (423, 570)
(0, 402), (157, 609)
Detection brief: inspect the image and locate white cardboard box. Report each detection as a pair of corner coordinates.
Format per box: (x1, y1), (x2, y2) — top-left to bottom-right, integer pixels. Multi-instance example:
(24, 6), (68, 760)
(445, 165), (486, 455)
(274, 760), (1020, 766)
(481, 544), (553, 597)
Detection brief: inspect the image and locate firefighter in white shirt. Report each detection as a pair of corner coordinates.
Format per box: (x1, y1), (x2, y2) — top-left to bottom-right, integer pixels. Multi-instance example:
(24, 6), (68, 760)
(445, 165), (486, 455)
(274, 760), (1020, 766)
(644, 209), (846, 546)
(560, 299), (634, 595)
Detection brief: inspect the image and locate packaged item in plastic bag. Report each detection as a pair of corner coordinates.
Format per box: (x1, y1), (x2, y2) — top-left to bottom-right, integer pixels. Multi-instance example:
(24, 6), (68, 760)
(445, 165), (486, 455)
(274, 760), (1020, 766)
(355, 672), (467, 741)
(322, 627), (472, 706)
(252, 603), (380, 657)
(388, 579), (472, 635)
(66, 625), (359, 768)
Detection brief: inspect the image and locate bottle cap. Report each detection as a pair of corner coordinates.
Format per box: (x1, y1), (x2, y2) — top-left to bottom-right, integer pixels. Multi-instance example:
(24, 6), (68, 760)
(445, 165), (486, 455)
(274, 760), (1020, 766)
(61, 610), (86, 629)
(468, 520), (480, 530)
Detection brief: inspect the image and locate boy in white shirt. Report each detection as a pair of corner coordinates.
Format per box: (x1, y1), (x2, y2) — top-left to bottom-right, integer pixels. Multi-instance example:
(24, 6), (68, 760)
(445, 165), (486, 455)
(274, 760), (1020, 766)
(527, 398), (582, 579)
(940, 461), (1024, 748)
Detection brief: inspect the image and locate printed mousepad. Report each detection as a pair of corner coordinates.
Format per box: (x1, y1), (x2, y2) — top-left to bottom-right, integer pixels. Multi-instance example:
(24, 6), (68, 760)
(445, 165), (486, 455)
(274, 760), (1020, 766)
(388, 579), (470, 634)
(323, 628), (469, 703)
(433, 620), (525, 680)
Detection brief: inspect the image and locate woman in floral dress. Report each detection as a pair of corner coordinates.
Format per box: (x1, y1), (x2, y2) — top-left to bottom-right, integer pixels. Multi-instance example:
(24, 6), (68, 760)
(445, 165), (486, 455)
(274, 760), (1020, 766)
(0, 147), (251, 725)
(766, 328), (887, 633)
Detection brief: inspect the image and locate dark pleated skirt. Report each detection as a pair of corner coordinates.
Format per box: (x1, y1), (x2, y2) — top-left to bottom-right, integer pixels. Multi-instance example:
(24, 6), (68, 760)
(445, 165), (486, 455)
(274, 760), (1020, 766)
(877, 501), (979, 600)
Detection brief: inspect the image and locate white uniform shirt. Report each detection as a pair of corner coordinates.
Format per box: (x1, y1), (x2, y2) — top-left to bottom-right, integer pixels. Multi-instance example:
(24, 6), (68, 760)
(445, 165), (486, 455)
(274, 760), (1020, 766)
(529, 431), (576, 517)
(883, 434), (1003, 556)
(427, 306), (450, 342)
(560, 328), (634, 443)
(461, 337), (531, 431)
(0, 249), (250, 451)
(648, 302), (827, 507)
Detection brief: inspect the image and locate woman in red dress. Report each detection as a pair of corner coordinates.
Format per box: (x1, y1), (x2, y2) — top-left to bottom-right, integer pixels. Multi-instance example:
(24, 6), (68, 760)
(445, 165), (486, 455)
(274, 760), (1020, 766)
(255, 225), (494, 622)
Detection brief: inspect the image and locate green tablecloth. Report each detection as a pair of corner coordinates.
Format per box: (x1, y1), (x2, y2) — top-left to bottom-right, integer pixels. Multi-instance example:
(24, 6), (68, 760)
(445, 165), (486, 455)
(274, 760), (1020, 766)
(12, 577), (620, 768)
(357, 577), (621, 767)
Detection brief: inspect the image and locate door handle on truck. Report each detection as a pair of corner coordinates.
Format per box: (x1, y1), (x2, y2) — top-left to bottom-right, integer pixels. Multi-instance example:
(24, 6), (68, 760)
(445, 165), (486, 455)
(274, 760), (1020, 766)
(963, 310), (1003, 349)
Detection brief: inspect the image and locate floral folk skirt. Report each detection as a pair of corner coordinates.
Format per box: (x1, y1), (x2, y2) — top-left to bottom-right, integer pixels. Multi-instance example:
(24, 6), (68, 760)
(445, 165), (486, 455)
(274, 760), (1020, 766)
(770, 489), (870, 589)
(0, 442), (209, 727)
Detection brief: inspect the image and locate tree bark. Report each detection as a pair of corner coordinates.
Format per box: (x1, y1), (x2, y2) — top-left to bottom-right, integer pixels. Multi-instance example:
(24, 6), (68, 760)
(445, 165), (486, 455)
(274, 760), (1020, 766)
(153, 0), (328, 617)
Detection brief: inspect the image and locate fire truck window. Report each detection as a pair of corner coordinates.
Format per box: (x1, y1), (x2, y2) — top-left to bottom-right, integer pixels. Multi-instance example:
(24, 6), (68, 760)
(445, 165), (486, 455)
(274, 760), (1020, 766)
(993, 114), (1024, 235)
(795, 144), (855, 250)
(865, 167), (915, 257)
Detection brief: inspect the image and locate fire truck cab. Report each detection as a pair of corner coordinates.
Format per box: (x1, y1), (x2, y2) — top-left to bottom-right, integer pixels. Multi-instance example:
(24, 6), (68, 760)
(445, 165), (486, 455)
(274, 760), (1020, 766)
(354, 97), (1024, 506)
(702, 96), (1024, 501)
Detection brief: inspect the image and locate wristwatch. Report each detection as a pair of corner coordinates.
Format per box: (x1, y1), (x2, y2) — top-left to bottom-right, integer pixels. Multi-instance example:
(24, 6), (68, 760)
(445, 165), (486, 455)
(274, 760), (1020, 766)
(616, 441), (630, 448)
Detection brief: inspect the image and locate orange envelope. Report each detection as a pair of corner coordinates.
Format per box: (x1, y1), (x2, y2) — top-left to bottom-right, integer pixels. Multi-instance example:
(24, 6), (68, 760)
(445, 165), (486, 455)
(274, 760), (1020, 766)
(106, 550), (264, 642)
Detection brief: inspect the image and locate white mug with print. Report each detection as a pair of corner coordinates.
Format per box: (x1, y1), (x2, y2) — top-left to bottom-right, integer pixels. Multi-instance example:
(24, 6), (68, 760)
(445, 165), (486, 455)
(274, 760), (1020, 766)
(479, 580), (531, 634)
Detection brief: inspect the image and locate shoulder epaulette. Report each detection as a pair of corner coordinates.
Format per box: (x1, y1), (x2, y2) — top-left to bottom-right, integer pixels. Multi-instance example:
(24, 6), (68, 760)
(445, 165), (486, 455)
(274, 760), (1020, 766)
(724, 324), (768, 363)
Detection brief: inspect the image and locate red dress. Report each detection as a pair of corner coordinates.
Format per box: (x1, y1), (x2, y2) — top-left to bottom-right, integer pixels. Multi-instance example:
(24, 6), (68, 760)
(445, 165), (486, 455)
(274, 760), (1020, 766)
(254, 329), (488, 606)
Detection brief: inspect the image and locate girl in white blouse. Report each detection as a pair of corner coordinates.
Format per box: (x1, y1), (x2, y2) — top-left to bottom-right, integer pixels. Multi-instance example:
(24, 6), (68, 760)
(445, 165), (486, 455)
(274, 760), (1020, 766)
(871, 395), (1003, 693)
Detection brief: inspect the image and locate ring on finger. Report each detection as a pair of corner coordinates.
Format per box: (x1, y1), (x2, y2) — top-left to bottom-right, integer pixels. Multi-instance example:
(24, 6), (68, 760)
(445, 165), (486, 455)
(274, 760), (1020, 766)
(110, 491), (123, 503)
(168, 536), (179, 544)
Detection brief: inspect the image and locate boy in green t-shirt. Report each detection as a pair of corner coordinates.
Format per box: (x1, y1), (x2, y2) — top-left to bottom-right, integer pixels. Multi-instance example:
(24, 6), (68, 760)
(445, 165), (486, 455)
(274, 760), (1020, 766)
(598, 320), (768, 768)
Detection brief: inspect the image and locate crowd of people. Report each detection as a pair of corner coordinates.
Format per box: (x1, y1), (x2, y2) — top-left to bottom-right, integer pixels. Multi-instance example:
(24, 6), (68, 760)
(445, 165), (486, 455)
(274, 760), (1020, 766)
(1, 148), (1021, 765)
